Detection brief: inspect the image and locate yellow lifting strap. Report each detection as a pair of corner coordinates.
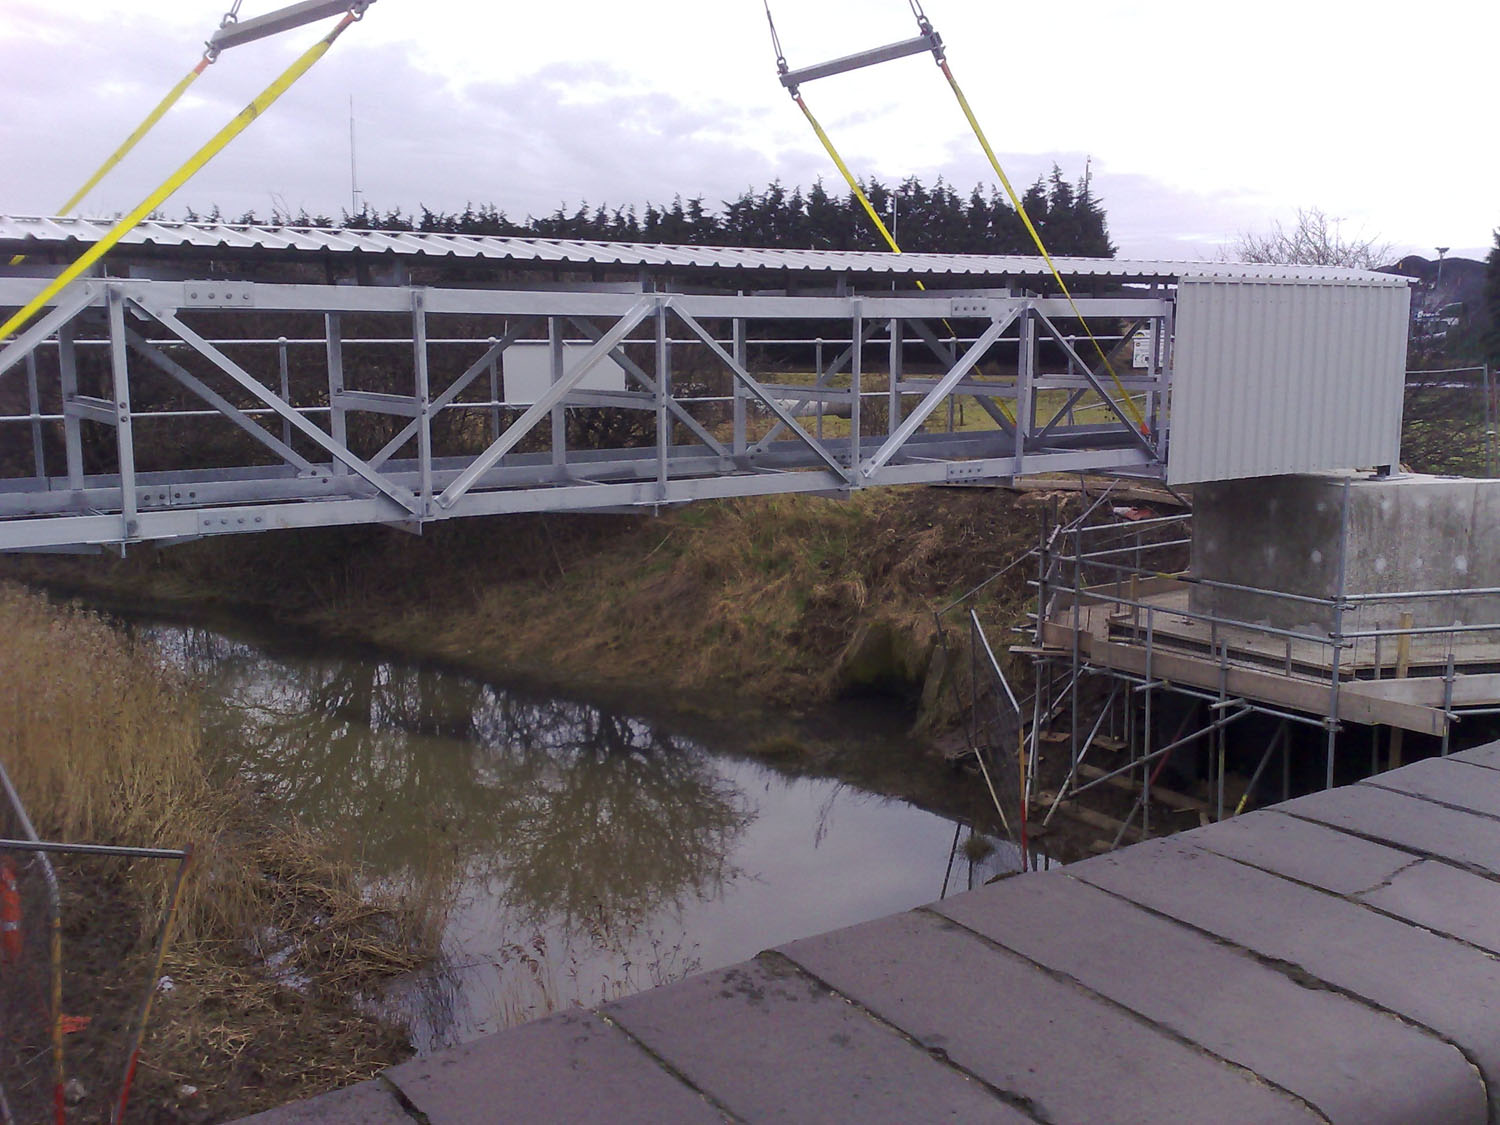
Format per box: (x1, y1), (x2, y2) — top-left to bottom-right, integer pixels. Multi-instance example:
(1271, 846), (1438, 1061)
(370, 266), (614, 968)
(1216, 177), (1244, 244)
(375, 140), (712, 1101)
(793, 93), (1019, 424)
(8, 56), (214, 267)
(793, 94), (902, 258)
(793, 92), (1018, 424)
(0, 10), (362, 342)
(935, 58), (1148, 435)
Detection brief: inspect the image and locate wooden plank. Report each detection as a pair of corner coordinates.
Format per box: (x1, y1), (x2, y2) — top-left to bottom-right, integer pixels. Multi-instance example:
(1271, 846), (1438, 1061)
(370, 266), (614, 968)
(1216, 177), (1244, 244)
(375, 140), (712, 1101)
(1088, 638), (1446, 737)
(1034, 788), (1142, 842)
(1342, 673), (1500, 708)
(1077, 762), (1209, 814)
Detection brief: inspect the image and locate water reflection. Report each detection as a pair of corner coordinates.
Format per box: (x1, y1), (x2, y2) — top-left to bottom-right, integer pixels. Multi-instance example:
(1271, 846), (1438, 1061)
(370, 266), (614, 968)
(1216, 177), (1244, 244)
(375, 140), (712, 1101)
(144, 623), (1025, 1051)
(155, 628), (754, 930)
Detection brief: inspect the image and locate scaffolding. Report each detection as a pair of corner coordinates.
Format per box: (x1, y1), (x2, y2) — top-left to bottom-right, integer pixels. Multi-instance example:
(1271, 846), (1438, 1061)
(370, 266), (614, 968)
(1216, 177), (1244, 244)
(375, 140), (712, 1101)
(957, 477), (1500, 857)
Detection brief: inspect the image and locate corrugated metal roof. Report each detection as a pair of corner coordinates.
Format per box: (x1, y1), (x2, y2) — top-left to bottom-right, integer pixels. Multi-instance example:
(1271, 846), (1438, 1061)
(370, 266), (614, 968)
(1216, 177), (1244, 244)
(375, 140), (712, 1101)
(0, 215), (1410, 286)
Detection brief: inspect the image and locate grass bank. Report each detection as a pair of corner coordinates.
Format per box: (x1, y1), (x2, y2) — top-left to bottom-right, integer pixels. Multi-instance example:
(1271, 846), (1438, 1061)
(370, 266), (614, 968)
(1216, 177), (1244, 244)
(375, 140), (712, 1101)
(11, 486), (1055, 734)
(0, 584), (436, 1122)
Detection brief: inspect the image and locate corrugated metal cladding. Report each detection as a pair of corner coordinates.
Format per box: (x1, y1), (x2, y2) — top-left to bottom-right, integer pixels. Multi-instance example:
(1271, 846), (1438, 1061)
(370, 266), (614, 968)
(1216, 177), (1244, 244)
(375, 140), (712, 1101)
(0, 215), (1401, 286)
(1166, 277), (1410, 486)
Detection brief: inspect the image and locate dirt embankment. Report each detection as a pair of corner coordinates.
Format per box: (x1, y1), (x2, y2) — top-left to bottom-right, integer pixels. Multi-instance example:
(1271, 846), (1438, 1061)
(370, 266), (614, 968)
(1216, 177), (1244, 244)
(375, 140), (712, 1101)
(13, 486), (1054, 731)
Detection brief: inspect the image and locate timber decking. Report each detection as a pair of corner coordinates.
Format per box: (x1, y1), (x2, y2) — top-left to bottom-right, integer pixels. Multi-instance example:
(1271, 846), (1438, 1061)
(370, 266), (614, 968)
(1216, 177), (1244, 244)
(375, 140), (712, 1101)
(236, 744), (1500, 1124)
(1040, 579), (1500, 736)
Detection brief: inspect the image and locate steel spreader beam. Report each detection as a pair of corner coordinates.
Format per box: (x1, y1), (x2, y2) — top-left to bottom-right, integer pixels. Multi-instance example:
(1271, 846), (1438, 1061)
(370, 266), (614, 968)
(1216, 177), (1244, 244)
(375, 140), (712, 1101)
(779, 32), (943, 90)
(208, 0), (374, 53)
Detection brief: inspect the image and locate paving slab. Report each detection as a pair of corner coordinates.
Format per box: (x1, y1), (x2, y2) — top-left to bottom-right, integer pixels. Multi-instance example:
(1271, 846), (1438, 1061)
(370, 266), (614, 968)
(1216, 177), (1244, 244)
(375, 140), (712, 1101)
(603, 955), (1026, 1124)
(1356, 858), (1500, 956)
(1180, 809), (1414, 895)
(1451, 742), (1500, 771)
(1365, 756), (1500, 819)
(385, 1010), (725, 1125)
(778, 907), (1318, 1124)
(1281, 783), (1500, 876)
(1071, 839), (1499, 1116)
(233, 1080), (413, 1125)
(933, 872), (1481, 1125)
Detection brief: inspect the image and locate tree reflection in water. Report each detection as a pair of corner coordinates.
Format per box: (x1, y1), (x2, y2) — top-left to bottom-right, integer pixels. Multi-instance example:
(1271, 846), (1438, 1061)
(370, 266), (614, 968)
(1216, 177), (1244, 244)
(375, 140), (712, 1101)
(149, 625), (756, 1041)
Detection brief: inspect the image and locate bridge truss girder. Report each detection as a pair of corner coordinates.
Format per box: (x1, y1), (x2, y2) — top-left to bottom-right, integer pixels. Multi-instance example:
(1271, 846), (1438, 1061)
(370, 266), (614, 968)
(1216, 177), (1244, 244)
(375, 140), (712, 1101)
(0, 278), (1171, 551)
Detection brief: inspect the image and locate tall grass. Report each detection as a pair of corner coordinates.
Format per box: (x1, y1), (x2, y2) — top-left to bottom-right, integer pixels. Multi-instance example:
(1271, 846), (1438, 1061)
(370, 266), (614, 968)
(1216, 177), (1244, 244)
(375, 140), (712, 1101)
(0, 583), (442, 1115)
(0, 583), (239, 937)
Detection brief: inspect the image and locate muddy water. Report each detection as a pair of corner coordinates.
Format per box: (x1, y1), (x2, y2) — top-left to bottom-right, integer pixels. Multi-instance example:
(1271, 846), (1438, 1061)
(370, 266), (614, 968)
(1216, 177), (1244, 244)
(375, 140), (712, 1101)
(142, 621), (1021, 1054)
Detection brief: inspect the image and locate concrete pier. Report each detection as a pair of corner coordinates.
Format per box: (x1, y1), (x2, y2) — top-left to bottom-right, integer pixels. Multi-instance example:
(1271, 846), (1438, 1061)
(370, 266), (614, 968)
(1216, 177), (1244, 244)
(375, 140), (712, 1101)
(238, 744), (1500, 1124)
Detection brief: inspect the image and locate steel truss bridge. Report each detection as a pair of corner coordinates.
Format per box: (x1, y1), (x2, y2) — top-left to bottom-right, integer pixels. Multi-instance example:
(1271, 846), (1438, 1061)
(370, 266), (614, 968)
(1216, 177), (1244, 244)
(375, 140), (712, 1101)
(0, 236), (1181, 552)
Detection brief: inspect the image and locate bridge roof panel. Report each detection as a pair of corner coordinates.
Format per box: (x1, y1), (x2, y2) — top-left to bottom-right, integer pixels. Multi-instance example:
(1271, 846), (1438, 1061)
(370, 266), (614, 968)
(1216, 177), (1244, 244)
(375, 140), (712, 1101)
(0, 215), (1408, 287)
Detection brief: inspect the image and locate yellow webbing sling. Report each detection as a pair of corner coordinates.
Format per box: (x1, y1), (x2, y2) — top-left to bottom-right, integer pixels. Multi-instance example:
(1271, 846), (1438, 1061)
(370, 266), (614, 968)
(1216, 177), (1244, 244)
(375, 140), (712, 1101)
(0, 9), (363, 341)
(935, 55), (1148, 434)
(8, 56), (214, 267)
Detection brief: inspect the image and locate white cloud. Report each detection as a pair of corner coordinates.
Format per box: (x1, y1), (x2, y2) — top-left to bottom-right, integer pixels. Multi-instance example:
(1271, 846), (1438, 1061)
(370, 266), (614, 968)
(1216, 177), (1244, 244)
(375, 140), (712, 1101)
(1, 0), (1495, 260)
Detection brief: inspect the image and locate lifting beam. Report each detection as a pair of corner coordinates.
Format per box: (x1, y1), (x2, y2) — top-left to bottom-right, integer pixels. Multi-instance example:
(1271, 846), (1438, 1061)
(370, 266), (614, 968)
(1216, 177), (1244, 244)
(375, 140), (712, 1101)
(778, 30), (943, 92)
(209, 0), (376, 53)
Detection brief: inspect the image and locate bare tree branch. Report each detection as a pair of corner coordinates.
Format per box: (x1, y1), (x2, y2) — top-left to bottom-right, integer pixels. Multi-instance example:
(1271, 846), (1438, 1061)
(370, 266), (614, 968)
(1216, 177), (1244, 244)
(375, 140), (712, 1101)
(1226, 207), (1392, 269)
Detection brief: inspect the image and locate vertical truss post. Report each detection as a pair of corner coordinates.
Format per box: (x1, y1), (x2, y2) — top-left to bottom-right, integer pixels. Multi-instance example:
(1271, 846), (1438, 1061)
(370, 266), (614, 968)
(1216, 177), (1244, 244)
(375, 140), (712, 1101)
(849, 302), (862, 469)
(886, 319), (902, 437)
(815, 337), (825, 442)
(1015, 308), (1035, 477)
(732, 317), (747, 458)
(106, 288), (138, 540)
(655, 304), (670, 501)
(325, 313), (348, 478)
(548, 317), (566, 477)
(277, 336), (293, 448)
(947, 326), (957, 433)
(412, 291), (432, 513)
(24, 353), (44, 480)
(57, 322), (85, 498)
(488, 336), (502, 442)
(1157, 300), (1174, 442)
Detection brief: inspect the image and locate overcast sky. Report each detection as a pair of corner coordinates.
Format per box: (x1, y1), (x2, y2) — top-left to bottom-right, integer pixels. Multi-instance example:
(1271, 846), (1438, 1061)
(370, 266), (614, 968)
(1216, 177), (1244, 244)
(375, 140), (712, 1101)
(2, 0), (1494, 262)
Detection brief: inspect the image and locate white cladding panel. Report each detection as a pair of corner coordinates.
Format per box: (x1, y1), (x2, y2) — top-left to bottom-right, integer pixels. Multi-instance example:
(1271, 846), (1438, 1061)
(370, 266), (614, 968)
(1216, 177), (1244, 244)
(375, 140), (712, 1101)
(503, 343), (626, 404)
(1166, 278), (1410, 485)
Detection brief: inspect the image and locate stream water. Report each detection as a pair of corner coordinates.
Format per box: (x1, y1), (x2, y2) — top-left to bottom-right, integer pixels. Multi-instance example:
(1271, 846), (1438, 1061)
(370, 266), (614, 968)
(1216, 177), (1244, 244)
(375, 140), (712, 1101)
(139, 619), (1021, 1054)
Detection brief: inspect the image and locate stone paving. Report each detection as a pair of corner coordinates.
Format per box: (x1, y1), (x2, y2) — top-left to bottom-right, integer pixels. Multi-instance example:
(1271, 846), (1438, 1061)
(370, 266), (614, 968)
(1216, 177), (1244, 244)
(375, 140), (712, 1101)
(238, 744), (1500, 1124)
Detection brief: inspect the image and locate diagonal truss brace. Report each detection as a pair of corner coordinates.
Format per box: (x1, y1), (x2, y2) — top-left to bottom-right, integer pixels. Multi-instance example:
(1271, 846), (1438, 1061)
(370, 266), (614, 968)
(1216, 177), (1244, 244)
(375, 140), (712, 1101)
(564, 315), (730, 458)
(671, 306), (849, 481)
(1032, 317), (1149, 445)
(862, 310), (1016, 475)
(0, 286), (100, 383)
(749, 340), (857, 455)
(141, 303), (420, 515)
(369, 318), (537, 468)
(125, 327), (318, 474)
(902, 317), (1017, 436)
(1033, 310), (1159, 460)
(438, 297), (657, 509)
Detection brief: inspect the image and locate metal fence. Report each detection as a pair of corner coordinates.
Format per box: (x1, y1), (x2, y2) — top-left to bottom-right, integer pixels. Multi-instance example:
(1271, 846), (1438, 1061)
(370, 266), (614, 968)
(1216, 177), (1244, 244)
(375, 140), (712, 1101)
(0, 764), (62, 1125)
(0, 761), (190, 1125)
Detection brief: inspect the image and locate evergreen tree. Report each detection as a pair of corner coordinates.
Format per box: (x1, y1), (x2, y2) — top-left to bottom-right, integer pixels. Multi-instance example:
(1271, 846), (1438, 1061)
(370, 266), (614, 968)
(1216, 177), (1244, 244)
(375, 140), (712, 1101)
(331, 168), (1117, 258)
